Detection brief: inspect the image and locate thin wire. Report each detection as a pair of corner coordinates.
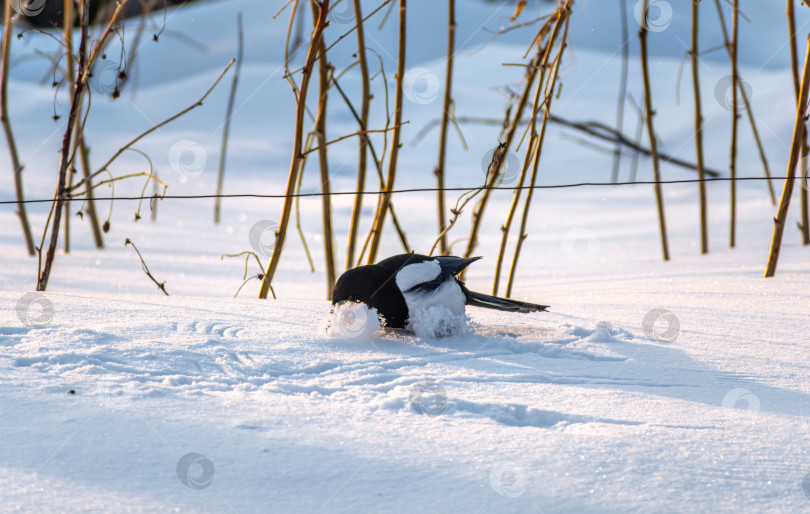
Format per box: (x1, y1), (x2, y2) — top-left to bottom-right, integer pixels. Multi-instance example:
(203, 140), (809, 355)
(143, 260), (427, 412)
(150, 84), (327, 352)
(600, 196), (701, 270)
(0, 176), (798, 205)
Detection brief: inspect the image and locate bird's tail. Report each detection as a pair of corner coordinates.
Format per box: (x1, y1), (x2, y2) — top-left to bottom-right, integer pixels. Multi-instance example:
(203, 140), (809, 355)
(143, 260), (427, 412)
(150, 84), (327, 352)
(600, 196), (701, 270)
(467, 291), (549, 313)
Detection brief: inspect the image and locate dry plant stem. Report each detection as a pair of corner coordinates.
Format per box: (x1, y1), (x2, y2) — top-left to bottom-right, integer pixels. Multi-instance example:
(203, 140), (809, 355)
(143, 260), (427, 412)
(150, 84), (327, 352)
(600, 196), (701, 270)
(365, 0), (406, 265)
(63, 0), (73, 254)
(493, 134), (536, 295)
(729, 0), (739, 248)
(302, 125), (405, 155)
(611, 0), (629, 183)
(311, 1), (337, 299)
(692, 0), (708, 254)
(789, 1), (801, 99)
(357, 51), (394, 264)
(71, 59), (235, 193)
(639, 0), (670, 262)
(345, 0), (371, 270)
(283, 0), (301, 99)
(258, 1), (329, 299)
(331, 77), (410, 254)
(151, 172), (159, 221)
(428, 187), (482, 256)
(629, 95), (644, 182)
(463, 15), (557, 260)
(493, 14), (565, 296)
(293, 151), (316, 272)
(125, 238), (169, 295)
(74, 101), (104, 248)
(788, 0), (810, 245)
(215, 13), (243, 225)
(67, 0), (103, 249)
(1, 2), (35, 256)
(434, 0), (456, 256)
(765, 36), (810, 277)
(414, 114), (721, 177)
(714, 0), (775, 204)
(37, 0), (92, 291)
(506, 9), (571, 298)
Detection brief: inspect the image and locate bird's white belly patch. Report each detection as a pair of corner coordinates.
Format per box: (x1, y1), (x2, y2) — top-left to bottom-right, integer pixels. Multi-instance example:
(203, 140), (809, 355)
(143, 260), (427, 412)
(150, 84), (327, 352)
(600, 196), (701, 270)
(395, 260), (441, 292)
(402, 279), (466, 316)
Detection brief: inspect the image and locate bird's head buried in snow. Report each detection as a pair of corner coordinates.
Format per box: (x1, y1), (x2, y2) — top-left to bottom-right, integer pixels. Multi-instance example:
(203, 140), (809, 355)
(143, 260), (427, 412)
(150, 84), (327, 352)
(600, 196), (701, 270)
(331, 253), (549, 330)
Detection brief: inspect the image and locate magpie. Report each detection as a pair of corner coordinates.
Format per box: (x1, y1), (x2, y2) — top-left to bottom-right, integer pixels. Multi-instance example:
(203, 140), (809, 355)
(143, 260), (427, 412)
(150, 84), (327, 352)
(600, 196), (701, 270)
(332, 253), (549, 329)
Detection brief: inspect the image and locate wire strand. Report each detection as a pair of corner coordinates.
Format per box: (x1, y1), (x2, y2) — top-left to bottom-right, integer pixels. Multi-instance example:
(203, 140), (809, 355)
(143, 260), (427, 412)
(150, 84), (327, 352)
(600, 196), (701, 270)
(0, 176), (799, 205)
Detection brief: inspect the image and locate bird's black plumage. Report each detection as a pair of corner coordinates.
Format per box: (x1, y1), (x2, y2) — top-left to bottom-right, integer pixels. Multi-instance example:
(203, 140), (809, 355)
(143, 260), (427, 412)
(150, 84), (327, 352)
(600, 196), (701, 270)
(331, 253), (549, 329)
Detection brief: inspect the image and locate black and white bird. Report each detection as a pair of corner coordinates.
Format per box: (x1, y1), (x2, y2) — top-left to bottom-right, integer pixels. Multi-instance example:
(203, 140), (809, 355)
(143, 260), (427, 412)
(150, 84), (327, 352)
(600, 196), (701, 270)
(332, 253), (549, 329)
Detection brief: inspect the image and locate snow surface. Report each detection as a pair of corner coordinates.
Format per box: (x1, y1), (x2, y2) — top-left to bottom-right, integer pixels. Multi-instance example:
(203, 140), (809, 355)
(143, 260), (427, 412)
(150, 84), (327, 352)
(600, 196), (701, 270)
(2, 0), (810, 512)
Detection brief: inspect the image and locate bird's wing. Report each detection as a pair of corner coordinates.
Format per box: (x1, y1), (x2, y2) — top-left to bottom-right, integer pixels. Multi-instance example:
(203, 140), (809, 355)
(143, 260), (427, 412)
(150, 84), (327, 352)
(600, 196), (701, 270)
(403, 256), (481, 293)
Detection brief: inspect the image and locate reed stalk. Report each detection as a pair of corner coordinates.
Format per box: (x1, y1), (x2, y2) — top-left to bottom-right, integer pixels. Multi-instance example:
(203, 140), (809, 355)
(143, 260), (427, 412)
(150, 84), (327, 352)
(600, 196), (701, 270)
(434, 0), (456, 256)
(493, 11), (565, 296)
(692, 0), (708, 254)
(788, 0), (810, 245)
(1, 1), (36, 256)
(506, 5), (571, 297)
(365, 0), (406, 265)
(729, 0), (739, 248)
(258, 1), (330, 299)
(345, 0), (372, 269)
(765, 36), (810, 277)
(311, 1), (337, 298)
(639, 0), (670, 261)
